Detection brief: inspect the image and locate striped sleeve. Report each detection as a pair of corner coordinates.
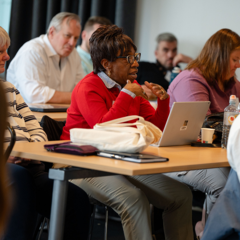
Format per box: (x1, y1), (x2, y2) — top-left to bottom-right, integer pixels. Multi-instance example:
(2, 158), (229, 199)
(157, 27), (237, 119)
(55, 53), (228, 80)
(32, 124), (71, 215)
(2, 80), (48, 142)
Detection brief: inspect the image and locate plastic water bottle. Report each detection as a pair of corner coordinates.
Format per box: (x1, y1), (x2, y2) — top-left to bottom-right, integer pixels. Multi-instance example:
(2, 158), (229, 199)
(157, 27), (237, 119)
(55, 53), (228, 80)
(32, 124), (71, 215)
(221, 95), (239, 149)
(170, 67), (181, 84)
(233, 97), (239, 108)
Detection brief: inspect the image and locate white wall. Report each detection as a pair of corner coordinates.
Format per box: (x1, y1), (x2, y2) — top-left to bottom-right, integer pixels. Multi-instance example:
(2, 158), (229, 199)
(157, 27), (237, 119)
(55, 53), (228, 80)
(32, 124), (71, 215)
(0, 0), (12, 33)
(134, 0), (240, 79)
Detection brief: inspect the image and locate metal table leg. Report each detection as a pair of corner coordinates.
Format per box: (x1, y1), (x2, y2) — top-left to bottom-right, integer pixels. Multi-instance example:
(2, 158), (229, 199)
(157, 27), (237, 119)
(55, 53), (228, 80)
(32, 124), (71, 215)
(48, 179), (68, 240)
(47, 167), (115, 240)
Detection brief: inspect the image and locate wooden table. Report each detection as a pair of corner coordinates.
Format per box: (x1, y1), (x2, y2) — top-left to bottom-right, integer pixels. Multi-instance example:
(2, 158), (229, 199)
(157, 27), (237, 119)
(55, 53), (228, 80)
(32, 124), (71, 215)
(10, 141), (229, 240)
(28, 104), (69, 122)
(11, 141), (229, 175)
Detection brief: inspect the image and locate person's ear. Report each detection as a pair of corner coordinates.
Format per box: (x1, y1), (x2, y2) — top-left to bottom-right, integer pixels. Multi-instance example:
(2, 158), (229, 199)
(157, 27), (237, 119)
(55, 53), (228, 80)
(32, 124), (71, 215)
(81, 30), (87, 40)
(48, 26), (55, 39)
(154, 50), (158, 58)
(101, 59), (112, 76)
(101, 59), (112, 71)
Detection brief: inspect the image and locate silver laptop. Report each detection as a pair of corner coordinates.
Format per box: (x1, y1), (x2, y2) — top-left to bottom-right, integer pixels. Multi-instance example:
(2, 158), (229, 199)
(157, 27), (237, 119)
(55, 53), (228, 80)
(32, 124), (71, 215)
(28, 104), (68, 112)
(156, 101), (210, 147)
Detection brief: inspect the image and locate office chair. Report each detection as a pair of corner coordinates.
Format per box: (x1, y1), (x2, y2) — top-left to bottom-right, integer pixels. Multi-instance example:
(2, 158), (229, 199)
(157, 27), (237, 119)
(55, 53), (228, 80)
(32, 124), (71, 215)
(88, 197), (109, 240)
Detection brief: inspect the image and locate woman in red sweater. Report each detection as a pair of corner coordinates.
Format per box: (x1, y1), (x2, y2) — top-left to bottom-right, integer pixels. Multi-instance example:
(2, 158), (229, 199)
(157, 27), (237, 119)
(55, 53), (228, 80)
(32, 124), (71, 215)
(61, 25), (194, 240)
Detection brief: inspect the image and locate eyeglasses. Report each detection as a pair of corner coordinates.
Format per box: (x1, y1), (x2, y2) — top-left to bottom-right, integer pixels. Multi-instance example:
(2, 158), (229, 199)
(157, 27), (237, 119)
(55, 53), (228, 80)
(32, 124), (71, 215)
(116, 53), (141, 64)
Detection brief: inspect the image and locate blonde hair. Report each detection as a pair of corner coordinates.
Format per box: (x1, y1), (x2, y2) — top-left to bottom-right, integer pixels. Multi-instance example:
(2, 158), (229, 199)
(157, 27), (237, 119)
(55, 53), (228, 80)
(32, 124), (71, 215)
(0, 27), (10, 48)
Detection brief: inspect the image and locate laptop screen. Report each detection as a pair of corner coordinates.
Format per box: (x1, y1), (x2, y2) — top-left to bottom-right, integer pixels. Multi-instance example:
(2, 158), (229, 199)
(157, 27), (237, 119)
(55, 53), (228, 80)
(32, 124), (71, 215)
(156, 101), (210, 147)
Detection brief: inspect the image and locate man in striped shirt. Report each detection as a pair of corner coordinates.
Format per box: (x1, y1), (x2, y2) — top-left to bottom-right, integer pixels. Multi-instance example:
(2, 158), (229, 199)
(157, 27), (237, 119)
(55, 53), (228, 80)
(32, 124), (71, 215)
(0, 26), (90, 240)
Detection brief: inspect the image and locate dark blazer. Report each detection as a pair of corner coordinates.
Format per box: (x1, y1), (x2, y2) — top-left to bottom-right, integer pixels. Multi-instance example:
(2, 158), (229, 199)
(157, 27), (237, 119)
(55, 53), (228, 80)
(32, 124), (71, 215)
(136, 61), (170, 91)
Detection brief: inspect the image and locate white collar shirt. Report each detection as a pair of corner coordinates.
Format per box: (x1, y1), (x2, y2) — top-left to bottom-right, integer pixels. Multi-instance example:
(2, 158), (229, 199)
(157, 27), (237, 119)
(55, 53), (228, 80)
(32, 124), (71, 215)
(97, 71), (136, 98)
(7, 34), (84, 103)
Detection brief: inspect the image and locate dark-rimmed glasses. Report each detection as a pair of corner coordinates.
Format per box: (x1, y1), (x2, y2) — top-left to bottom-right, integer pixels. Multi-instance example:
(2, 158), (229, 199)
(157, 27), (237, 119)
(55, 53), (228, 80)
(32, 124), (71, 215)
(116, 53), (141, 64)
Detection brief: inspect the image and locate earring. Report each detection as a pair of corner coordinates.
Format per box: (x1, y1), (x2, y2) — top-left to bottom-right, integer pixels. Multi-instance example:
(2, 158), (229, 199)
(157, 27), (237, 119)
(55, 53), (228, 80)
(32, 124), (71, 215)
(107, 69), (111, 77)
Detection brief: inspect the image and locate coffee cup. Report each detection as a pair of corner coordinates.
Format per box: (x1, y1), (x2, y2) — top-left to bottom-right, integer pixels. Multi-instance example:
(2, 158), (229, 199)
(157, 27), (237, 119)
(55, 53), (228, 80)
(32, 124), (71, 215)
(201, 128), (215, 144)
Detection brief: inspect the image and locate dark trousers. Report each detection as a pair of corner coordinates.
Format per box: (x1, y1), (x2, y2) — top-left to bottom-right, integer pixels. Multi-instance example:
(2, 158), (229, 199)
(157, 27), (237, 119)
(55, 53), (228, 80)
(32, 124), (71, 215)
(2, 163), (91, 240)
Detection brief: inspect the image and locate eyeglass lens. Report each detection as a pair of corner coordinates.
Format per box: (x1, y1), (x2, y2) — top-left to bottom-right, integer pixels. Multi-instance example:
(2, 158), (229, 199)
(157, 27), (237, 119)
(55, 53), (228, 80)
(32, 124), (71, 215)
(128, 54), (141, 64)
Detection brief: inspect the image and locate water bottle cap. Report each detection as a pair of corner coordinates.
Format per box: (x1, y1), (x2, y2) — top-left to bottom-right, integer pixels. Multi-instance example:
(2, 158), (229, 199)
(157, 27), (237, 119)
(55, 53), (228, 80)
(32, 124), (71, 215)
(230, 95), (236, 100)
(172, 67), (181, 73)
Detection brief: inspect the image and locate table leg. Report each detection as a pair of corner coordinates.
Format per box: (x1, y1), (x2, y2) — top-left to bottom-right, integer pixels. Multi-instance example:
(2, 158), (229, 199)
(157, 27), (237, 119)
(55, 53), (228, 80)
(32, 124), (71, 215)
(47, 167), (115, 240)
(48, 179), (68, 240)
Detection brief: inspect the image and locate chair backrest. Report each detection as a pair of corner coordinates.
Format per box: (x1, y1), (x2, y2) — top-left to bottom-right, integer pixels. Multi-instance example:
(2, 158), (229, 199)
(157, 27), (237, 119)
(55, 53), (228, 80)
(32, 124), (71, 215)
(4, 123), (16, 161)
(40, 115), (65, 141)
(40, 115), (66, 171)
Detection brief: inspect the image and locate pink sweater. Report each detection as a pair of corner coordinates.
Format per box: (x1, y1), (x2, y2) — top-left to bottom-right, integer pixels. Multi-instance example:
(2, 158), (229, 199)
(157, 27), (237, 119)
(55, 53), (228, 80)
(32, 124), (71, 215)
(167, 69), (240, 115)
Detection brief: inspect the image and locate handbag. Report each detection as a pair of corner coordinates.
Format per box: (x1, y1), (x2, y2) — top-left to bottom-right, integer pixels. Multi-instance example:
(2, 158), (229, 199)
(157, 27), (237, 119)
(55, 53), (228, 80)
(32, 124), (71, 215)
(70, 115), (162, 153)
(202, 112), (223, 143)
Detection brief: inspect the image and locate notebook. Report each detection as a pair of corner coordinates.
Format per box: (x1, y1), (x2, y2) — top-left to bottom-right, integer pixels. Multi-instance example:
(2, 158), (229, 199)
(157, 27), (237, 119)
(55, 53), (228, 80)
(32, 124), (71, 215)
(28, 104), (68, 112)
(97, 151), (168, 163)
(155, 101), (211, 147)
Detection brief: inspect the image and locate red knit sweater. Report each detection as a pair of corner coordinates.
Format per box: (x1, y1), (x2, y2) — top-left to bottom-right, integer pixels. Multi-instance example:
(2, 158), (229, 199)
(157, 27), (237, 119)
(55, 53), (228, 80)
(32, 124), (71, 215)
(61, 72), (170, 140)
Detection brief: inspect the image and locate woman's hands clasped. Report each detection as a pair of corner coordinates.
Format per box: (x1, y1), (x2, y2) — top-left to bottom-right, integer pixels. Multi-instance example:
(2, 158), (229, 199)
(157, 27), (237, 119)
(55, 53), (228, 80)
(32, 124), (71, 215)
(124, 80), (169, 101)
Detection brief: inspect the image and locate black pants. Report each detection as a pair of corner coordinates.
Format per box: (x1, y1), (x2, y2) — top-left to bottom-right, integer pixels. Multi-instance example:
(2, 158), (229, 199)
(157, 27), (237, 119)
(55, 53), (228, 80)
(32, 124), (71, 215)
(3, 163), (91, 240)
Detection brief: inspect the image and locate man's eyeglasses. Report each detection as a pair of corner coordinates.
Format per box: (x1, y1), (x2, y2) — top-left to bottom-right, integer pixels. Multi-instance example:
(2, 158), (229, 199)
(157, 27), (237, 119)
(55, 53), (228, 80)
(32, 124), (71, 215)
(116, 53), (141, 64)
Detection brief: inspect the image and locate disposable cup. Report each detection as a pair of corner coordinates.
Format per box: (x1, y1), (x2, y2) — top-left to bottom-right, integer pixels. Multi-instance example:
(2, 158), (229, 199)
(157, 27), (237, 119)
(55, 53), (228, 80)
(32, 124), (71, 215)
(201, 128), (215, 144)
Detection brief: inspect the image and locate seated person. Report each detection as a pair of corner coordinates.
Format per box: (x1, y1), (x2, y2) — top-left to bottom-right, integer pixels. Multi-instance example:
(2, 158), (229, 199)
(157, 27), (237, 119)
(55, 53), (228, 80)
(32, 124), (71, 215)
(61, 25), (194, 240)
(76, 16), (112, 76)
(201, 115), (240, 240)
(0, 26), (90, 240)
(7, 12), (84, 104)
(166, 28), (240, 239)
(0, 80), (8, 235)
(136, 32), (192, 99)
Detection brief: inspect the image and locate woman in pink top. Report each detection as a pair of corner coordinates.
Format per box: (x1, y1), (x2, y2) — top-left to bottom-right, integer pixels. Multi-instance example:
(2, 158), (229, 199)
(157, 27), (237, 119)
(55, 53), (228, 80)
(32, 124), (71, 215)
(167, 29), (240, 239)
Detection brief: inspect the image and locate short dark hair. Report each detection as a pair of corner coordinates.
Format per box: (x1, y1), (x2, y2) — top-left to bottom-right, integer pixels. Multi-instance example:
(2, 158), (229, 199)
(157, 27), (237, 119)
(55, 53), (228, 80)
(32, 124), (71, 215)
(90, 25), (137, 74)
(84, 16), (112, 32)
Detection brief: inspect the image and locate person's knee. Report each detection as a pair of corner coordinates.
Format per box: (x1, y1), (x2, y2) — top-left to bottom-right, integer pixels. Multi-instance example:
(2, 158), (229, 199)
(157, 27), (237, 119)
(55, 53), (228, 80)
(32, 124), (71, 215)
(7, 164), (35, 199)
(8, 164), (33, 185)
(114, 187), (149, 217)
(170, 184), (192, 210)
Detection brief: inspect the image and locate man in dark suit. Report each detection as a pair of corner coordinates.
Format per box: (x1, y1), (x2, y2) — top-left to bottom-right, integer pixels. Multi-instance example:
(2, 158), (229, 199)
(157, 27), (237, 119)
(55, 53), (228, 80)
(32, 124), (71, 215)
(137, 33), (192, 99)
